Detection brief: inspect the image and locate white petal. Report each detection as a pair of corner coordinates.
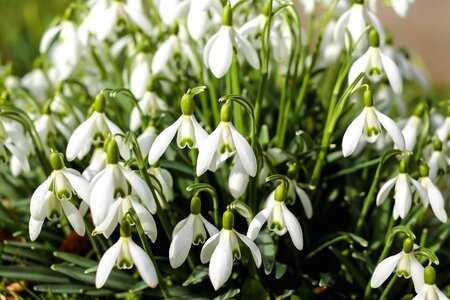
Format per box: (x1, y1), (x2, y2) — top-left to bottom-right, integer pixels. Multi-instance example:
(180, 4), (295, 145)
(61, 169), (90, 202)
(425, 179), (448, 223)
(200, 232), (221, 263)
(169, 215), (194, 268)
(376, 177), (397, 206)
(238, 17), (260, 37)
(373, 108), (405, 150)
(435, 285), (449, 300)
(333, 10), (351, 42)
(120, 165), (156, 213)
(380, 51), (402, 95)
(209, 231), (233, 290)
(29, 217), (44, 241)
(152, 36), (176, 74)
(366, 11), (385, 45)
(233, 30), (260, 69)
(128, 239), (158, 288)
(347, 4), (366, 43)
(93, 199), (121, 237)
(246, 207), (271, 240)
(229, 123), (257, 176)
(342, 109), (366, 157)
(410, 256), (425, 293)
(61, 200), (85, 236)
(348, 50), (369, 88)
(294, 184), (313, 219)
(95, 240), (121, 288)
(94, 5), (117, 41)
(187, 6), (208, 40)
(282, 203), (304, 250)
(200, 215), (219, 236)
(370, 252), (403, 288)
(392, 0), (410, 18)
(30, 174), (54, 219)
(410, 178), (428, 208)
(228, 157), (250, 198)
(40, 25), (61, 53)
(395, 175), (411, 219)
(89, 168), (115, 226)
(149, 116), (183, 165)
(124, 6), (152, 36)
(208, 26), (233, 78)
(235, 231), (262, 267)
(196, 123), (223, 176)
(130, 62), (150, 99)
(190, 115), (208, 147)
(203, 31), (219, 68)
(66, 115), (95, 161)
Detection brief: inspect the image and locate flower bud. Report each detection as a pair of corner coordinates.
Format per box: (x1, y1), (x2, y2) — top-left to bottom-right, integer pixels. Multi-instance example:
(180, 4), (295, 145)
(120, 219), (132, 238)
(399, 156), (409, 173)
(107, 139), (119, 164)
(287, 163), (298, 180)
(402, 237), (414, 253)
(369, 29), (380, 48)
(222, 3), (232, 26)
(274, 183), (286, 202)
(190, 196), (202, 215)
(424, 265), (436, 285)
(262, 0), (272, 16)
(181, 93), (194, 115)
(364, 89), (373, 107)
(222, 210), (234, 230)
(220, 102), (232, 122)
(94, 93), (106, 113)
(433, 138), (442, 151)
(413, 103), (425, 117)
(50, 152), (65, 170)
(419, 162), (429, 177)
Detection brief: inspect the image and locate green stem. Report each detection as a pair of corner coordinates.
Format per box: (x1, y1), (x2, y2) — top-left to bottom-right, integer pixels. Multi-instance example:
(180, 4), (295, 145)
(379, 276), (397, 300)
(230, 56), (243, 132)
(208, 74), (220, 125)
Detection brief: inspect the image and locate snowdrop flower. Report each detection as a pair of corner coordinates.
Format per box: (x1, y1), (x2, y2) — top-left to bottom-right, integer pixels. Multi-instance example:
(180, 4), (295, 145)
(169, 197), (219, 268)
(29, 152), (89, 240)
(342, 90), (405, 157)
(0, 118), (31, 177)
(130, 91), (167, 131)
(369, 0), (415, 18)
(203, 3), (260, 78)
(66, 93), (125, 161)
(201, 211), (261, 290)
(413, 266), (449, 300)
(137, 126), (158, 158)
(417, 163), (448, 223)
(436, 115), (450, 145)
(247, 183), (304, 250)
(158, 0), (190, 27)
(129, 51), (152, 99)
(228, 156), (250, 198)
(149, 91), (207, 165)
(376, 157), (428, 219)
(197, 102), (257, 178)
(93, 193), (157, 240)
(95, 220), (158, 288)
(349, 30), (402, 95)
(401, 109), (423, 151)
(88, 0), (152, 41)
(149, 166), (174, 208)
(187, 0), (222, 40)
(34, 102), (71, 150)
(285, 164), (313, 217)
(82, 147), (107, 181)
(89, 140), (154, 226)
(21, 69), (50, 103)
(371, 238), (424, 293)
(334, 0), (384, 50)
(427, 139), (449, 180)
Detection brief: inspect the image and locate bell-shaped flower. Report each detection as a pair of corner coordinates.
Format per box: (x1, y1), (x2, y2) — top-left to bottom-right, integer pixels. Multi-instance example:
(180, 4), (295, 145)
(29, 153), (89, 240)
(95, 220), (158, 288)
(203, 4), (260, 78)
(0, 118), (31, 177)
(129, 51), (152, 99)
(21, 69), (49, 103)
(334, 0), (384, 50)
(130, 91), (167, 131)
(247, 183), (304, 250)
(436, 116), (449, 145)
(149, 166), (174, 208)
(93, 193), (157, 240)
(89, 140), (154, 226)
(197, 102), (257, 177)
(349, 30), (402, 95)
(401, 113), (422, 151)
(187, 0), (222, 40)
(371, 238), (424, 293)
(413, 266), (449, 300)
(201, 211), (261, 290)
(82, 147), (107, 181)
(370, 0), (415, 18)
(149, 92), (207, 165)
(228, 156), (250, 198)
(137, 126), (158, 159)
(342, 90), (405, 157)
(417, 163), (448, 223)
(285, 164), (313, 217)
(66, 93), (125, 161)
(169, 197), (219, 268)
(158, 0), (190, 27)
(426, 139), (449, 180)
(376, 158), (428, 219)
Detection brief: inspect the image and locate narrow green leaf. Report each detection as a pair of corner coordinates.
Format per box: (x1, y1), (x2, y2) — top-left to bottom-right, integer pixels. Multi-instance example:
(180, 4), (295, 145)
(0, 266), (70, 283)
(182, 265), (209, 286)
(53, 252), (97, 268)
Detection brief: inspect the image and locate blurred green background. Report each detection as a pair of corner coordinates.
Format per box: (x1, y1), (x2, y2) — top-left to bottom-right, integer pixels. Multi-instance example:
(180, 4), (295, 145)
(0, 0), (70, 75)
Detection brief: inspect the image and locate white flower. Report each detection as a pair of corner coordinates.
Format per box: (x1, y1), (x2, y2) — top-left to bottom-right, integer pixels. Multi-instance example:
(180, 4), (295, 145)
(200, 211), (261, 290)
(21, 69), (49, 102)
(0, 119), (31, 177)
(203, 4), (260, 78)
(149, 166), (174, 208)
(158, 0), (190, 27)
(169, 197), (218, 268)
(247, 184), (304, 250)
(412, 266), (449, 300)
(137, 126), (158, 159)
(436, 116), (450, 145)
(187, 0), (222, 40)
(82, 147), (107, 181)
(93, 194), (157, 240)
(371, 238), (424, 293)
(130, 91), (167, 131)
(29, 153), (89, 240)
(401, 115), (422, 151)
(286, 179), (313, 218)
(228, 156), (250, 198)
(89, 141), (154, 227)
(334, 2), (384, 50)
(149, 93), (207, 165)
(66, 94), (125, 161)
(427, 149), (449, 180)
(418, 176), (448, 223)
(348, 31), (403, 95)
(376, 166), (428, 219)
(342, 93), (405, 157)
(95, 221), (158, 289)
(129, 52), (152, 99)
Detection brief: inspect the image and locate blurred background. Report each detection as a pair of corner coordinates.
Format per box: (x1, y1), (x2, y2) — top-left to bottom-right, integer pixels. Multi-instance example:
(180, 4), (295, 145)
(0, 0), (448, 91)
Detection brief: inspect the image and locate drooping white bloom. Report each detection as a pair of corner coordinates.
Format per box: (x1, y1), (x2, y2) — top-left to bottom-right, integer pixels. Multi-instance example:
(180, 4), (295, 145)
(369, 0), (415, 18)
(334, 1), (384, 50)
(169, 197), (218, 268)
(148, 92), (207, 165)
(89, 141), (154, 227)
(21, 69), (50, 103)
(0, 118), (31, 177)
(95, 221), (157, 289)
(187, 0), (222, 40)
(201, 211), (261, 290)
(247, 184), (304, 250)
(149, 166), (174, 208)
(401, 115), (422, 151)
(349, 30), (402, 95)
(376, 162), (428, 219)
(427, 148), (449, 180)
(93, 193), (157, 240)
(66, 94), (126, 161)
(130, 91), (167, 131)
(412, 266), (449, 300)
(82, 147), (107, 181)
(342, 91), (405, 157)
(196, 103), (257, 178)
(29, 153), (89, 240)
(203, 4), (260, 78)
(286, 179), (313, 218)
(158, 0), (190, 27)
(228, 156), (250, 198)
(418, 176), (448, 223)
(436, 116), (450, 145)
(371, 238), (424, 293)
(137, 126), (158, 158)
(129, 52), (152, 99)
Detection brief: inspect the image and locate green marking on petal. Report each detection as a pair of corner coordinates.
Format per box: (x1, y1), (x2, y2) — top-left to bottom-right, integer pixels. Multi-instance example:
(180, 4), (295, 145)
(114, 187), (126, 199)
(397, 269), (410, 278)
(193, 233), (206, 245)
(117, 258), (133, 269)
(57, 189), (72, 201)
(180, 138), (194, 149)
(92, 131), (105, 144)
(232, 248), (241, 260)
(369, 67), (382, 76)
(220, 144), (233, 154)
(269, 221), (284, 232)
(367, 127), (379, 137)
(49, 209), (61, 220)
